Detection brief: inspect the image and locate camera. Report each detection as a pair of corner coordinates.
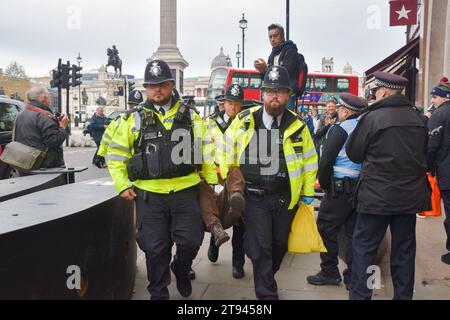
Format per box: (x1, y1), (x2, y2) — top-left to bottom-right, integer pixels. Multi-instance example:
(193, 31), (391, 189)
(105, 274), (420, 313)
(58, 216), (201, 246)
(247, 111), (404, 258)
(53, 112), (64, 121)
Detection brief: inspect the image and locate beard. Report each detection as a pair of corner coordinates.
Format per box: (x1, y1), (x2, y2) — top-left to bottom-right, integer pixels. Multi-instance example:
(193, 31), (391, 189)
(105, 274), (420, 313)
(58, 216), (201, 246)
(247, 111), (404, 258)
(264, 100), (286, 117)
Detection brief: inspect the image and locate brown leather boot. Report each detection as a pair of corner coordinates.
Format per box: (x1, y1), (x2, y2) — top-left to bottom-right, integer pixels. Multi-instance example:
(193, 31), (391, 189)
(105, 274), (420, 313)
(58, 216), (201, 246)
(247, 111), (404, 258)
(228, 191), (245, 218)
(209, 223), (230, 247)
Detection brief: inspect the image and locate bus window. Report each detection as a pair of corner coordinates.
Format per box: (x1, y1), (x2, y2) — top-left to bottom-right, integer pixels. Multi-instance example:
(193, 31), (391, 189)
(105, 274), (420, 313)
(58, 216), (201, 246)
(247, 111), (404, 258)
(208, 68), (228, 99)
(231, 72), (249, 88)
(334, 78), (350, 92)
(250, 73), (262, 89)
(314, 77), (331, 92)
(305, 76), (313, 91)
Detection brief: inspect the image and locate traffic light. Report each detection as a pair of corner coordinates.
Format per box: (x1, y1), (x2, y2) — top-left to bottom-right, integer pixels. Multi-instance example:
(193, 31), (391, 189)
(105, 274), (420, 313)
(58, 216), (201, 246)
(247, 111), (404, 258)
(50, 63), (62, 88)
(50, 69), (61, 88)
(117, 85), (124, 96)
(71, 64), (83, 87)
(61, 63), (72, 89)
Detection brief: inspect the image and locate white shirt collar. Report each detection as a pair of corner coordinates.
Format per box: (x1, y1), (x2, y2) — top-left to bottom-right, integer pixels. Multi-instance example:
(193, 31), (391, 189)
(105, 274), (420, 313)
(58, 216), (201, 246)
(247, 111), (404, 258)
(223, 113), (230, 124)
(154, 98), (172, 115)
(262, 107), (283, 130)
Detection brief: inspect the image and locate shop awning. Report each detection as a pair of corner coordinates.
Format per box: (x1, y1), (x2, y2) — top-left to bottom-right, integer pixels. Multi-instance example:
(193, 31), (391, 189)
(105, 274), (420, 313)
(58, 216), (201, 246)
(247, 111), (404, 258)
(364, 37), (420, 102)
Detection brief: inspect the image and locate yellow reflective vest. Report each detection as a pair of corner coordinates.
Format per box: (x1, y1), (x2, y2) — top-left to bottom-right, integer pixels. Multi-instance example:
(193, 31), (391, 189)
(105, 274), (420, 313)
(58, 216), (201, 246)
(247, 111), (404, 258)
(221, 106), (318, 210)
(107, 100), (203, 194)
(202, 113), (229, 185)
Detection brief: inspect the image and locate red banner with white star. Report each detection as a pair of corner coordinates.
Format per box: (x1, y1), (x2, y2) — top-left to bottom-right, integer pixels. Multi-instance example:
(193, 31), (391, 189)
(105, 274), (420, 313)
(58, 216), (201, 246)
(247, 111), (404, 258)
(390, 0), (417, 26)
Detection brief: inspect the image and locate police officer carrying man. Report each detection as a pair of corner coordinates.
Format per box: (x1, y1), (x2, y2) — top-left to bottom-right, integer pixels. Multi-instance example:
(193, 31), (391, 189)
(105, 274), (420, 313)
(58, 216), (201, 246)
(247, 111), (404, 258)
(307, 93), (368, 289)
(201, 84), (247, 279)
(95, 89), (144, 168)
(426, 77), (450, 265)
(222, 65), (318, 300)
(346, 71), (430, 300)
(107, 59), (205, 299)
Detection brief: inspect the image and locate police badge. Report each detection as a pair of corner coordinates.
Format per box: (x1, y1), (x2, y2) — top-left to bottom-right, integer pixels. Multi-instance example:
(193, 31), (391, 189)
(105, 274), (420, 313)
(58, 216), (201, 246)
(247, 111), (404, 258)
(150, 62), (162, 77)
(231, 85), (240, 97)
(134, 90), (142, 100)
(268, 67), (280, 81)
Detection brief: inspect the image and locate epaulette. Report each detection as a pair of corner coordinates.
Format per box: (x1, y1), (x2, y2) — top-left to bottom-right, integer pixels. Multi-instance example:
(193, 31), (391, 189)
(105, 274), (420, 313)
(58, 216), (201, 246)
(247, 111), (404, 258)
(123, 104), (144, 120)
(238, 109), (251, 119)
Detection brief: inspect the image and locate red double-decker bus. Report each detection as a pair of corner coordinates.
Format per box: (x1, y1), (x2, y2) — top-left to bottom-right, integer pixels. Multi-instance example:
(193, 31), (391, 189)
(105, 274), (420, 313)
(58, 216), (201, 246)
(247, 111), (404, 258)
(205, 68), (360, 116)
(205, 67), (262, 117)
(301, 73), (360, 111)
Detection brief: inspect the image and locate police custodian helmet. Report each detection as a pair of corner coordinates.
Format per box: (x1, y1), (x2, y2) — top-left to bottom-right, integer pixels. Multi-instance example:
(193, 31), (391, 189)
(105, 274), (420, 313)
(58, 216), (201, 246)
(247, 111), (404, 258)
(128, 89), (143, 105)
(143, 59), (175, 86)
(224, 84), (244, 102)
(261, 65), (292, 92)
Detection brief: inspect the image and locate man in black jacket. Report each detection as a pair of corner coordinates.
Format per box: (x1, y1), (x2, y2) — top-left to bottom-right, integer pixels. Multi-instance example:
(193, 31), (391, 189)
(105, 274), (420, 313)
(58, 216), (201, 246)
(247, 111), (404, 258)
(254, 23), (305, 111)
(426, 78), (450, 265)
(346, 72), (430, 300)
(14, 86), (68, 168)
(315, 97), (339, 155)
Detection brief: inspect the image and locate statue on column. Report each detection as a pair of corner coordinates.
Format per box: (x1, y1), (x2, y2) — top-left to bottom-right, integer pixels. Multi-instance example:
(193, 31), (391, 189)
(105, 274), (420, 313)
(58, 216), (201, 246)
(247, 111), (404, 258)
(106, 45), (122, 77)
(82, 88), (89, 105)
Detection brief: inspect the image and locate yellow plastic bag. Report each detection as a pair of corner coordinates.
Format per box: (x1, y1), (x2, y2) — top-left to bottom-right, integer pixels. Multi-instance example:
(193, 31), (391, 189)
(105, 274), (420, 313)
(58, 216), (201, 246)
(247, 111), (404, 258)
(288, 203), (327, 254)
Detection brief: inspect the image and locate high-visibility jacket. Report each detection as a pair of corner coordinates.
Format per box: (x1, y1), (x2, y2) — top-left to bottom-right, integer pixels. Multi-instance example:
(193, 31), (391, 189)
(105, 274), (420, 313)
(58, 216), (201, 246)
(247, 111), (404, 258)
(202, 113), (229, 185)
(221, 106), (318, 209)
(107, 100), (203, 194)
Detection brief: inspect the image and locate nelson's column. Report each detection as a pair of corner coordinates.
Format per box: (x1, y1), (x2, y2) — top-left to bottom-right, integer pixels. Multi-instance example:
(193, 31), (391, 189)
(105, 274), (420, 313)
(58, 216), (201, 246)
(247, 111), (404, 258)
(148, 0), (188, 94)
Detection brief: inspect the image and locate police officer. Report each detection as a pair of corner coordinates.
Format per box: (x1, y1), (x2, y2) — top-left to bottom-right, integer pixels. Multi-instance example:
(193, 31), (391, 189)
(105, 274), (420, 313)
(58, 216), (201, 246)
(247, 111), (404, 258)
(426, 77), (450, 265)
(128, 88), (144, 108)
(201, 84), (247, 279)
(222, 65), (318, 299)
(214, 94), (225, 112)
(346, 71), (430, 300)
(94, 89), (144, 168)
(107, 59), (205, 299)
(307, 93), (367, 289)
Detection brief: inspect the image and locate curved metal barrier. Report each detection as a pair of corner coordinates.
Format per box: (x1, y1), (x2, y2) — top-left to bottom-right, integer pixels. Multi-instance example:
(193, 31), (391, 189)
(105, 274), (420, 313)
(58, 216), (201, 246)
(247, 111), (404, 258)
(0, 177), (136, 299)
(0, 174), (65, 202)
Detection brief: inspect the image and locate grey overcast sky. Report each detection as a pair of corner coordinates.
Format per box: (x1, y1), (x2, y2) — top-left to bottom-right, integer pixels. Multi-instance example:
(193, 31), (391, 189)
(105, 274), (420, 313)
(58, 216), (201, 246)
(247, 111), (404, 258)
(0, 0), (406, 78)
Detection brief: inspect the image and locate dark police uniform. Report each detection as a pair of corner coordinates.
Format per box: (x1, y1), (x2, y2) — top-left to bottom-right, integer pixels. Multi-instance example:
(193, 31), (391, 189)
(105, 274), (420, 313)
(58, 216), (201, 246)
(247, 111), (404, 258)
(107, 60), (205, 299)
(346, 71), (430, 300)
(307, 93), (367, 289)
(221, 65), (318, 299)
(426, 82), (450, 264)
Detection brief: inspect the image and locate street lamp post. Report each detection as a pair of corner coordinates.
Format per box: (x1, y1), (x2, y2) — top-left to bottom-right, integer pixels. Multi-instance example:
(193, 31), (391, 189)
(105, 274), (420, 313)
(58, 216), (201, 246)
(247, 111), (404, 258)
(225, 55), (232, 67)
(76, 53), (82, 123)
(239, 13), (247, 69)
(236, 44), (241, 68)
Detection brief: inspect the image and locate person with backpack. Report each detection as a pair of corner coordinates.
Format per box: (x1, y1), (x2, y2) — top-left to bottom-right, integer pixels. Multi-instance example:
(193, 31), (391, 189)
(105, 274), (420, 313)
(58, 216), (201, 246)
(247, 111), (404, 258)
(254, 23), (308, 112)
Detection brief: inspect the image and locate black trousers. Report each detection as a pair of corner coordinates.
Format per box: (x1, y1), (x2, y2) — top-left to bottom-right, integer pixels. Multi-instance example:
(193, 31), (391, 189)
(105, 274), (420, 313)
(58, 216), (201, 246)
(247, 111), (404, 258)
(317, 191), (356, 283)
(244, 192), (295, 300)
(350, 213), (416, 300)
(135, 186), (204, 300)
(92, 140), (100, 163)
(232, 222), (245, 269)
(440, 190), (450, 251)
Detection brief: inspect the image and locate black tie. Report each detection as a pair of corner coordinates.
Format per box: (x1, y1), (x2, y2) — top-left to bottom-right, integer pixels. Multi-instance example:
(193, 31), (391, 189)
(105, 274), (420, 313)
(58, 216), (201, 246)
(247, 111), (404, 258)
(159, 107), (165, 116)
(271, 117), (279, 130)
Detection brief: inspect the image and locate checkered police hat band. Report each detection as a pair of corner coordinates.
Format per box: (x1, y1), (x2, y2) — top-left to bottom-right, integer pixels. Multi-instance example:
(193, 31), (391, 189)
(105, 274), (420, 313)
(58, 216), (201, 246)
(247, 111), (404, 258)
(374, 79), (405, 90)
(338, 99), (361, 112)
